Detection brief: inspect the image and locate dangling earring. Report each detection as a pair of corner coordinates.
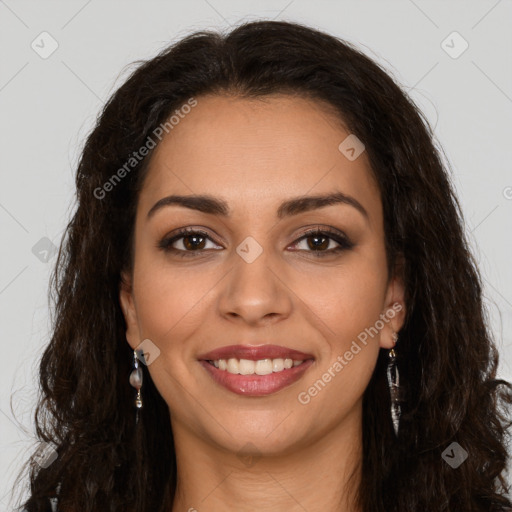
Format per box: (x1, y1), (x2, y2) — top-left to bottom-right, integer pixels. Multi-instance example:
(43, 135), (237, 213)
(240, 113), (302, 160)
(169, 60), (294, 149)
(129, 349), (143, 420)
(386, 331), (402, 437)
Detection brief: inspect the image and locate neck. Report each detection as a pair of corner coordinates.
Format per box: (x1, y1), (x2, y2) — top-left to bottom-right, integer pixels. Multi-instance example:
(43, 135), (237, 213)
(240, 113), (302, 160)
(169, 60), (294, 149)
(169, 402), (363, 512)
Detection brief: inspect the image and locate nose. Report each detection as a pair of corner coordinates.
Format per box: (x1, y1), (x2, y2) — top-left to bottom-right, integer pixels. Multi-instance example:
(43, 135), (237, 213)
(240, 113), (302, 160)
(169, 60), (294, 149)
(217, 244), (293, 327)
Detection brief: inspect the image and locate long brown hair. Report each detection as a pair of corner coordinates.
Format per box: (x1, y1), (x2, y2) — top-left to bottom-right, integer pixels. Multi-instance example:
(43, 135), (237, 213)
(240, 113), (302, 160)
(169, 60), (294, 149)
(17, 20), (512, 511)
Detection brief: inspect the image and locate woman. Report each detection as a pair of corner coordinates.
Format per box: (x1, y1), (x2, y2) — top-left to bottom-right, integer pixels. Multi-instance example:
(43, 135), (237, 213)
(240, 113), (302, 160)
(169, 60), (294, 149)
(17, 20), (512, 512)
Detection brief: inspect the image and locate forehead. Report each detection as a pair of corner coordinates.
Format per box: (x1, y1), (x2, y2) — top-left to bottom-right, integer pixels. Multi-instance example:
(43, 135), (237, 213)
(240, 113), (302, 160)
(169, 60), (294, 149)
(138, 94), (381, 225)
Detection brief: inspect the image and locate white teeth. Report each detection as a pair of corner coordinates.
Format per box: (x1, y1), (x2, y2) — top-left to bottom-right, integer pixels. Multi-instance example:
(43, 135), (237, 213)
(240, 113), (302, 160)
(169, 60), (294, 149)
(255, 359), (273, 375)
(272, 358), (284, 372)
(238, 359), (255, 375)
(209, 357), (305, 375)
(227, 358), (239, 374)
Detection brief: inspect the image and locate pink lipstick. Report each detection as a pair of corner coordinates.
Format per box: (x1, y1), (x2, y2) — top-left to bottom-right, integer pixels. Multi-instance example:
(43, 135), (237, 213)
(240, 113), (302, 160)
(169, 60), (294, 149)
(197, 344), (315, 396)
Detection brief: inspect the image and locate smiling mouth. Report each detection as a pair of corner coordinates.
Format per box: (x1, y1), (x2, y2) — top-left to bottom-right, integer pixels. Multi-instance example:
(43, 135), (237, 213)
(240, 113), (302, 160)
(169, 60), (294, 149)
(199, 357), (315, 397)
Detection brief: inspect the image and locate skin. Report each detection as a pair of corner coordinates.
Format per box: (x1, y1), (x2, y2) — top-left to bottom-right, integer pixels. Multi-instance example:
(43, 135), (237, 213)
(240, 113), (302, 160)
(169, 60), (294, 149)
(120, 93), (406, 512)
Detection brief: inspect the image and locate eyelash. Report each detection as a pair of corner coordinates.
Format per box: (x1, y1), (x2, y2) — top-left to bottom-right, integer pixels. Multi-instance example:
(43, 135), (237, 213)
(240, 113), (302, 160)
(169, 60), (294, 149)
(157, 226), (354, 258)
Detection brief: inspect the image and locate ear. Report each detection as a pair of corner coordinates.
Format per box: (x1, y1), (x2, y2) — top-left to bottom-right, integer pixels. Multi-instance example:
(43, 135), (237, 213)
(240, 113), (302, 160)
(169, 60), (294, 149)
(379, 256), (407, 350)
(119, 270), (140, 351)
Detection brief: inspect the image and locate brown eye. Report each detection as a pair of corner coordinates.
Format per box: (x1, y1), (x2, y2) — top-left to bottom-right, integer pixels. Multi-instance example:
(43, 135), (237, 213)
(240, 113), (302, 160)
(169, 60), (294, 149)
(304, 233), (330, 251)
(181, 233), (207, 251)
(290, 228), (354, 257)
(158, 228), (222, 257)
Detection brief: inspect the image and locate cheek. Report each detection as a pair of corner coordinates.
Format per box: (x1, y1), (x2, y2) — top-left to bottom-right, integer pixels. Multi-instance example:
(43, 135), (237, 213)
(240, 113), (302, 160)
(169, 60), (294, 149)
(295, 250), (388, 347)
(130, 258), (216, 405)
(295, 268), (385, 414)
(132, 253), (220, 348)
(292, 251), (387, 408)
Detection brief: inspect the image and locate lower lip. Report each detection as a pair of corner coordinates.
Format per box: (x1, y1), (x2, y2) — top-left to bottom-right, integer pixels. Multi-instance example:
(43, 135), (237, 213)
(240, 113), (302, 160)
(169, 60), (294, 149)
(199, 359), (315, 396)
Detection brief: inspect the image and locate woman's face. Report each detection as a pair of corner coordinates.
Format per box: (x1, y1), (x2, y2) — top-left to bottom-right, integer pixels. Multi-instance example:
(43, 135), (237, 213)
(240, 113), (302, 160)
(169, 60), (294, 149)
(120, 93), (405, 455)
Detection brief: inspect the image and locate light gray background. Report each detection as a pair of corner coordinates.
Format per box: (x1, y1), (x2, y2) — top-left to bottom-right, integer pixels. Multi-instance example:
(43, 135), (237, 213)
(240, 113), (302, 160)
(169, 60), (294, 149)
(1, 1), (511, 508)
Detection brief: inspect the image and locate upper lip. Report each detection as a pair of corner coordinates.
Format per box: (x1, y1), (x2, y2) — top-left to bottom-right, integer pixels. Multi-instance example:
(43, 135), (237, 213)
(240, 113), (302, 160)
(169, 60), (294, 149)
(197, 344), (315, 361)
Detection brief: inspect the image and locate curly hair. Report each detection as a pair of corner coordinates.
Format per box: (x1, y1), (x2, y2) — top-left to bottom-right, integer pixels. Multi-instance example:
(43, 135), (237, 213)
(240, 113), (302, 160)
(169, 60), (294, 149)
(15, 19), (512, 512)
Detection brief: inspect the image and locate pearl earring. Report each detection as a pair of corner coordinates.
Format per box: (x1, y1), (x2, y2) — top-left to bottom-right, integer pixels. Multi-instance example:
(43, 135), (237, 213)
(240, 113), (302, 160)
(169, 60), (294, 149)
(129, 349), (143, 416)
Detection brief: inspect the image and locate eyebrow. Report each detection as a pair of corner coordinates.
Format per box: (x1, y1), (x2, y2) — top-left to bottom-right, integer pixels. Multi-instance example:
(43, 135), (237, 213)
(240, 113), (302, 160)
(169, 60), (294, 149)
(146, 191), (369, 222)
